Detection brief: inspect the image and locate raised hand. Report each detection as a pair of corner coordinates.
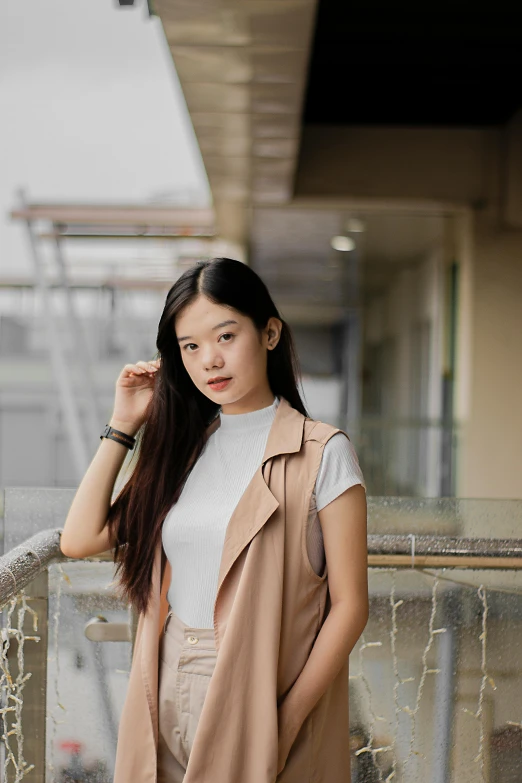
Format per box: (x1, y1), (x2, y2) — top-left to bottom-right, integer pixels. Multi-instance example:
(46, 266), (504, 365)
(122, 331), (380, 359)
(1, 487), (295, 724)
(110, 358), (162, 434)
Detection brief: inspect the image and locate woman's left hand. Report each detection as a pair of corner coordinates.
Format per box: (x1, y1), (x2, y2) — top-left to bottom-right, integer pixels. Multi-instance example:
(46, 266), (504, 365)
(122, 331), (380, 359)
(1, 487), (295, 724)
(276, 738), (290, 776)
(276, 701), (300, 775)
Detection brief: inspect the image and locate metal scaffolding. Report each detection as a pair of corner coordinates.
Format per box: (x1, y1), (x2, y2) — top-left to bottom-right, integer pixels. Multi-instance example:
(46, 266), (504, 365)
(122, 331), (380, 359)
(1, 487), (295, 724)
(9, 197), (216, 481)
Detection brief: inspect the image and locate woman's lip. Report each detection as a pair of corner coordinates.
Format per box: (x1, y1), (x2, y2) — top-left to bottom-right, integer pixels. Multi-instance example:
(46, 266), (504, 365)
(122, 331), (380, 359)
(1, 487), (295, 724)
(208, 378), (232, 390)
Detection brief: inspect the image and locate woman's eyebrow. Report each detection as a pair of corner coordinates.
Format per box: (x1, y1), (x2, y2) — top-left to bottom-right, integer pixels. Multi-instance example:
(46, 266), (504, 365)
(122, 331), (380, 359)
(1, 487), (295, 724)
(177, 319), (239, 343)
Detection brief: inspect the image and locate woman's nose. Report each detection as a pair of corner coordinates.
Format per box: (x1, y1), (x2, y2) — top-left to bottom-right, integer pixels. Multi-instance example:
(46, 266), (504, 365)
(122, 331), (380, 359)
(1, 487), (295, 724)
(203, 351), (224, 371)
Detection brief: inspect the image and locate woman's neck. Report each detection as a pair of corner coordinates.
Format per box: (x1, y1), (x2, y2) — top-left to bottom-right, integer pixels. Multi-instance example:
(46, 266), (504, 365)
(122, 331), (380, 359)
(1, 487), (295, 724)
(218, 395), (279, 433)
(219, 385), (277, 416)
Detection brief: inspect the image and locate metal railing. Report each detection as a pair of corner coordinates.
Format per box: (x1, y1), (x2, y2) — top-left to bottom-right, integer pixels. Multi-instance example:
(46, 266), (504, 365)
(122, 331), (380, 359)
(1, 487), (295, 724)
(3, 529), (522, 610)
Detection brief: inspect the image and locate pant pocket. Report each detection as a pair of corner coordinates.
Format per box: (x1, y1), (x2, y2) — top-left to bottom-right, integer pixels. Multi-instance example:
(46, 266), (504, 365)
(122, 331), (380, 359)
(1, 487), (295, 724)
(176, 665), (213, 759)
(158, 638), (190, 770)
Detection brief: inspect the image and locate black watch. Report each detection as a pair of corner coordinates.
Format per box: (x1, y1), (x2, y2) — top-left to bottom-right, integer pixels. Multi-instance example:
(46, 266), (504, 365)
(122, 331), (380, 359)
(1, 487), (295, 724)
(100, 424), (136, 450)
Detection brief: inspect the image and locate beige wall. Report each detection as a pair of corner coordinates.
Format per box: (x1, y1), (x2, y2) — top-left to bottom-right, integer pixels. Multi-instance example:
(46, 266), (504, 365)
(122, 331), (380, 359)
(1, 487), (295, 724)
(460, 216), (522, 497)
(295, 123), (522, 498)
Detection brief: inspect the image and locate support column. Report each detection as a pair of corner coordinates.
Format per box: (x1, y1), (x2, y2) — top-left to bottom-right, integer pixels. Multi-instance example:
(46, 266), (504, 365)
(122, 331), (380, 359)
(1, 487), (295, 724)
(19, 192), (90, 480)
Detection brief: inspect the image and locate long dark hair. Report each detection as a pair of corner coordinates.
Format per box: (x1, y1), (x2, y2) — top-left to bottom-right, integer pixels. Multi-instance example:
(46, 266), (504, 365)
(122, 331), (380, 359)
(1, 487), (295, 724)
(106, 257), (310, 615)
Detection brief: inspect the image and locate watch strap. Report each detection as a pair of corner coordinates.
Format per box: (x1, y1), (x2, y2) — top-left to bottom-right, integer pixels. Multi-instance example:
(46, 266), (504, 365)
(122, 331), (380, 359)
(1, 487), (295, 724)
(100, 424), (136, 449)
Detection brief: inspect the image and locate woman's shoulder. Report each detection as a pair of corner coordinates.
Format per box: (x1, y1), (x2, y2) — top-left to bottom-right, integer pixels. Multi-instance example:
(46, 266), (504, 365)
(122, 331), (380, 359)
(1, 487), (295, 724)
(303, 416), (348, 446)
(303, 418), (363, 478)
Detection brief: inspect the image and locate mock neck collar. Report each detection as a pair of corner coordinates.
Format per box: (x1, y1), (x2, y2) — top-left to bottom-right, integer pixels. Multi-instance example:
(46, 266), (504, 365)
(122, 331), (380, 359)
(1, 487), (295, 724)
(206, 395), (305, 463)
(218, 395), (279, 433)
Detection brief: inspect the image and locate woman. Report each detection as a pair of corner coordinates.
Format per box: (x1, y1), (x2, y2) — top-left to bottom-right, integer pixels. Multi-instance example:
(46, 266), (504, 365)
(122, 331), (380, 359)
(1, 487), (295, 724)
(60, 257), (368, 783)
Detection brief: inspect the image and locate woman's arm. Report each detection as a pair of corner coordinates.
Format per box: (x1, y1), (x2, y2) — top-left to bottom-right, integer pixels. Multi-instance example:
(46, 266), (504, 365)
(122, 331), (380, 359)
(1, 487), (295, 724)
(59, 416), (139, 558)
(60, 358), (160, 559)
(277, 483), (368, 773)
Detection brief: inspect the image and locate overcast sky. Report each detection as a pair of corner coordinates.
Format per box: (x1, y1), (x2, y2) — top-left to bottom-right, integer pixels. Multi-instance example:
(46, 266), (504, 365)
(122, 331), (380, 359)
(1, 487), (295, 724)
(0, 0), (211, 275)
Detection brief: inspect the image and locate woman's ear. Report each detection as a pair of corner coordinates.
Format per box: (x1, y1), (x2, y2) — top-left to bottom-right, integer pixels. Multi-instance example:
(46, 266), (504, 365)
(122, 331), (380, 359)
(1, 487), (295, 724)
(266, 317), (283, 349)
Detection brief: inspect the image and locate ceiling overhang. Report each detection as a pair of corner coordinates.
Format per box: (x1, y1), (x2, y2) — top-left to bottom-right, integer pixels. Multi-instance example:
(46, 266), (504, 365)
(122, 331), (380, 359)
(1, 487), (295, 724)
(153, 0), (318, 243)
(304, 0), (522, 126)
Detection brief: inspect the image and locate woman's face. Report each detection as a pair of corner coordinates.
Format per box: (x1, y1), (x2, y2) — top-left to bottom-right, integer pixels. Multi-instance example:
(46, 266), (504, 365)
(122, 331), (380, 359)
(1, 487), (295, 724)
(174, 295), (282, 413)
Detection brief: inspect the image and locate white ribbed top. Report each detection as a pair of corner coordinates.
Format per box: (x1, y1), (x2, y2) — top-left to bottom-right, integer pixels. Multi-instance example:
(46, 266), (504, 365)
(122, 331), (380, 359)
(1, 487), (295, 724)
(162, 395), (365, 628)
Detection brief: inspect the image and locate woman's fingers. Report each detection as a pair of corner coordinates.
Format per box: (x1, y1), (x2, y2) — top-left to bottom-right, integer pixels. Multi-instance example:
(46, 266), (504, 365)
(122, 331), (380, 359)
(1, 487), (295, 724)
(137, 359), (160, 372)
(124, 360), (160, 376)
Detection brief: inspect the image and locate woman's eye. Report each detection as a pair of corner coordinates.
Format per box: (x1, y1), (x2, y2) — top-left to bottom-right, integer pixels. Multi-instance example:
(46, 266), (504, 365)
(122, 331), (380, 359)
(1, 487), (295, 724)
(183, 334), (233, 352)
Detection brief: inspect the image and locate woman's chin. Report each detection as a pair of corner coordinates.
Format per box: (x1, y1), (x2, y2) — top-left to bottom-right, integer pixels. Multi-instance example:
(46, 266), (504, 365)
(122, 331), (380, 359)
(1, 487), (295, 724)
(203, 382), (237, 401)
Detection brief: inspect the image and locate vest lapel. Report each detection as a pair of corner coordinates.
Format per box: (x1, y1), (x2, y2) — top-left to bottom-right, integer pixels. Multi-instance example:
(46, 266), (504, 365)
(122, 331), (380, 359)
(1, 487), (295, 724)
(216, 463), (279, 596)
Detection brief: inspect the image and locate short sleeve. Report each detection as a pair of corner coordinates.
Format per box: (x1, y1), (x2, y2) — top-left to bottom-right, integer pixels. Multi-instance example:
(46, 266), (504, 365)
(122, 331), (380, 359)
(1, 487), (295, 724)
(314, 432), (366, 512)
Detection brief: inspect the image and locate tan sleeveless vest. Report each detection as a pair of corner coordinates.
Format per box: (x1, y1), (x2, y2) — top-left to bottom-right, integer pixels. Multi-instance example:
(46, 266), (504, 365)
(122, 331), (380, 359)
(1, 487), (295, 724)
(113, 396), (351, 783)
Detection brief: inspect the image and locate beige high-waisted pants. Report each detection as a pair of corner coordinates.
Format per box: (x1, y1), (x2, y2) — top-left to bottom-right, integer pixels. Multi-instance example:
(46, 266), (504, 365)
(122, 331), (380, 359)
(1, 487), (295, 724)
(157, 607), (217, 783)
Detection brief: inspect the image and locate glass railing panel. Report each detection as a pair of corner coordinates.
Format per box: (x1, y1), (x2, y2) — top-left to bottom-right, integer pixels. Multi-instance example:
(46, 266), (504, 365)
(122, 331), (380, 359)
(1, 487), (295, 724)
(3, 488), (76, 553)
(45, 560), (132, 783)
(352, 564), (522, 783)
(367, 496), (522, 540)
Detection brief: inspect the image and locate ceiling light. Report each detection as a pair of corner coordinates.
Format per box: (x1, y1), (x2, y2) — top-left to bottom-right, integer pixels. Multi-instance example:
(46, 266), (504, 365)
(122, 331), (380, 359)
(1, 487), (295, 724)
(345, 218), (366, 233)
(330, 235), (355, 252)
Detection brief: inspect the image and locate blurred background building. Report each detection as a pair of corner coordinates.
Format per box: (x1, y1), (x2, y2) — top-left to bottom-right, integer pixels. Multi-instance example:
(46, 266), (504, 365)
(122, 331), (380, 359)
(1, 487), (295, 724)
(2, 0), (522, 508)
